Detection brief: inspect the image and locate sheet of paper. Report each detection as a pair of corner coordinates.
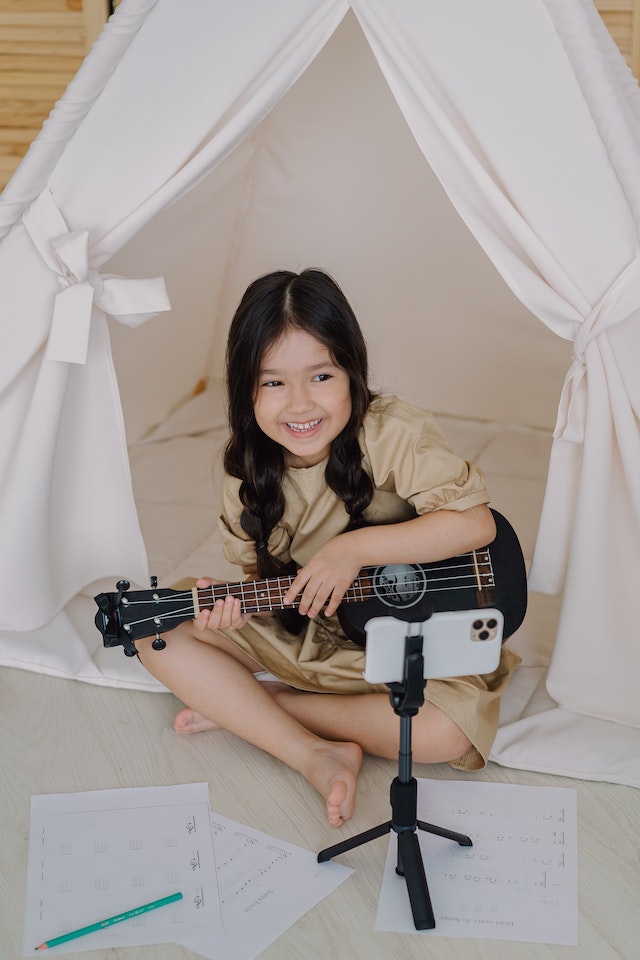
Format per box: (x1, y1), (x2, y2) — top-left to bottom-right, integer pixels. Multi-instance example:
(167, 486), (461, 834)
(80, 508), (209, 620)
(182, 814), (353, 960)
(23, 782), (222, 955)
(375, 779), (577, 945)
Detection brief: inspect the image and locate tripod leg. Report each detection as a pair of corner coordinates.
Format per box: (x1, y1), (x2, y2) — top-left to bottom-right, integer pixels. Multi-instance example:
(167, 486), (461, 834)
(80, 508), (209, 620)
(417, 820), (472, 846)
(397, 830), (435, 930)
(317, 821), (392, 863)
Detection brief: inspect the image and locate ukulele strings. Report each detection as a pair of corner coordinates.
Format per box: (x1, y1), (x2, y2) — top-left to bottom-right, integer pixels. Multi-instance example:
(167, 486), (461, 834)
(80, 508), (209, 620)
(122, 565), (493, 607)
(122, 556), (494, 628)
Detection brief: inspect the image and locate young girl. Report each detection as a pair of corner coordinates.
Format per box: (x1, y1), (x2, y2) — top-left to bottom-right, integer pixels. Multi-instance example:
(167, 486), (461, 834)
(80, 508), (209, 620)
(135, 269), (519, 828)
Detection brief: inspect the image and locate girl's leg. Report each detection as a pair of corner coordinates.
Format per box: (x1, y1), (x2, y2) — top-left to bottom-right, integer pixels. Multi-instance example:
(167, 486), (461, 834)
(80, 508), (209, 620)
(172, 632), (269, 733)
(173, 682), (290, 735)
(271, 689), (472, 764)
(135, 627), (363, 827)
(174, 644), (291, 734)
(173, 684), (470, 765)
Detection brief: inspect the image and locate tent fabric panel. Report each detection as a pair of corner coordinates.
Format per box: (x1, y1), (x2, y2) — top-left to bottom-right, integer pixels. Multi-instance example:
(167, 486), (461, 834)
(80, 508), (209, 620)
(0, 0), (161, 239)
(350, 0), (640, 729)
(0, 0), (349, 631)
(104, 136), (259, 444)
(0, 0), (638, 768)
(546, 0), (640, 230)
(543, 312), (640, 725)
(202, 11), (570, 428)
(351, 0), (637, 322)
(46, 0), (350, 264)
(0, 306), (151, 630)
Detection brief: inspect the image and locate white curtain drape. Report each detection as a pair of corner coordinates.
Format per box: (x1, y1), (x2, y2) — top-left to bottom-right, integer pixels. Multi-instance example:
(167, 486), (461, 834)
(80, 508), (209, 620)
(0, 0), (350, 629)
(1, 0), (639, 731)
(350, 0), (640, 726)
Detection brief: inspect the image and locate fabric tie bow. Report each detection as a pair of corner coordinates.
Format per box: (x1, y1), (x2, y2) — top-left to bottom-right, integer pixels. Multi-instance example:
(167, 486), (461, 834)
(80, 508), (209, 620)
(22, 188), (170, 364)
(554, 255), (640, 443)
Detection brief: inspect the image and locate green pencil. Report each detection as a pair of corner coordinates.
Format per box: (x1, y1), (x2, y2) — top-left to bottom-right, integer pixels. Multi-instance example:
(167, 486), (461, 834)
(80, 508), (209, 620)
(34, 891), (183, 950)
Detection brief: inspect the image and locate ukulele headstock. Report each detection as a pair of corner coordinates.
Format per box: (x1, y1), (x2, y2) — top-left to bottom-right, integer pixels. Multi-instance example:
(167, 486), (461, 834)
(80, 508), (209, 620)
(93, 578), (186, 656)
(94, 580), (138, 657)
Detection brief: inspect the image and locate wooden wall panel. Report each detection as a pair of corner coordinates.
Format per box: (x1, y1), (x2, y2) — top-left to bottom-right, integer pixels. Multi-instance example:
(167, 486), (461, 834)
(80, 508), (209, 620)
(596, 0), (640, 78)
(0, 0), (107, 191)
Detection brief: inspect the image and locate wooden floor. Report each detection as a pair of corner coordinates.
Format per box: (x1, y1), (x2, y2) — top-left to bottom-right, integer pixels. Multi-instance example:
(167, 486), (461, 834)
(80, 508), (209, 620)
(2, 665), (638, 960)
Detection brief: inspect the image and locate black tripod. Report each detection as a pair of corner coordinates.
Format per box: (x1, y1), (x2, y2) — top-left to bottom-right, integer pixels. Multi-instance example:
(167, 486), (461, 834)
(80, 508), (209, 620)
(317, 628), (472, 930)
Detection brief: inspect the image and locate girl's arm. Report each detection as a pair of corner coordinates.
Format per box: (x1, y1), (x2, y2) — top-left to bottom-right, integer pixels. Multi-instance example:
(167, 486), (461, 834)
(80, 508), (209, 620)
(283, 504), (496, 620)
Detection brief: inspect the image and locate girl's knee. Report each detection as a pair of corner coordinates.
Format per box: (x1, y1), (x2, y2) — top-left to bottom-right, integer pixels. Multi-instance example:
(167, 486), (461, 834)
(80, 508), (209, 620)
(411, 706), (472, 764)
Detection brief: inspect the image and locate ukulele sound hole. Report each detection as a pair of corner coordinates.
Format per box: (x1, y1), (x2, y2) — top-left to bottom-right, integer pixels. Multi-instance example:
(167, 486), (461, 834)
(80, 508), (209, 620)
(371, 564), (428, 609)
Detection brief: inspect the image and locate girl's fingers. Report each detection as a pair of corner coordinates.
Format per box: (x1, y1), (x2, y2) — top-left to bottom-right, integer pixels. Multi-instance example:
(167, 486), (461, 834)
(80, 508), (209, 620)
(195, 576), (215, 588)
(195, 595), (243, 631)
(283, 573), (306, 607)
(193, 607), (211, 631)
(298, 580), (340, 618)
(283, 556), (359, 617)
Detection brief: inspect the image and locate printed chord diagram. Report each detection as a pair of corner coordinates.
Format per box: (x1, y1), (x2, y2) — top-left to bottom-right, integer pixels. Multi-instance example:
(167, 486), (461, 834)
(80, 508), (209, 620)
(185, 815), (197, 835)
(193, 886), (205, 910)
(237, 833), (258, 849)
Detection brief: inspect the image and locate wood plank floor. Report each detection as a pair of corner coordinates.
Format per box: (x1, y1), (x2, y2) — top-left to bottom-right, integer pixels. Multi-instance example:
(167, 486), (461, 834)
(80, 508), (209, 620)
(1, 665), (638, 959)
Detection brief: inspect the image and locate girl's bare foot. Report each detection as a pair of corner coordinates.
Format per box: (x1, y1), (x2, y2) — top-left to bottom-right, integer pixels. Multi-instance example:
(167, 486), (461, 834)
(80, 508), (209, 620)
(174, 708), (220, 734)
(303, 741), (363, 827)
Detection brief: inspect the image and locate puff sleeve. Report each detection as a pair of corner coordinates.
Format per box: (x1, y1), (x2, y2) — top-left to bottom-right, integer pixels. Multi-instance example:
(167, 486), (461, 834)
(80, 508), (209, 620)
(361, 397), (489, 515)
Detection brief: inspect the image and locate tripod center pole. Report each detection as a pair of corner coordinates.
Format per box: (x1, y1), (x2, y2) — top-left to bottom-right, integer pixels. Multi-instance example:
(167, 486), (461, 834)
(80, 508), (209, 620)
(399, 714), (412, 782)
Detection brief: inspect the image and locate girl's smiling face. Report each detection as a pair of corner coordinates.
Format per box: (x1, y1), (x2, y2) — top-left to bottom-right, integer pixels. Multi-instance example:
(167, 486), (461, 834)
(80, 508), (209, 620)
(254, 327), (352, 467)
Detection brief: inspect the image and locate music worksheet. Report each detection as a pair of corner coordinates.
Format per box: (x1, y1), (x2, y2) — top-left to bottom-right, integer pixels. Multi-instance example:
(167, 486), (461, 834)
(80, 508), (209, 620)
(23, 782), (222, 955)
(23, 779), (577, 954)
(183, 814), (353, 960)
(376, 779), (578, 944)
(23, 785), (352, 960)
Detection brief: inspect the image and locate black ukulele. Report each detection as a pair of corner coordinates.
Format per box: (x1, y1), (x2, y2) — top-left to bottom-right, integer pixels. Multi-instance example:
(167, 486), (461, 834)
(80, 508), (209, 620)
(94, 510), (527, 657)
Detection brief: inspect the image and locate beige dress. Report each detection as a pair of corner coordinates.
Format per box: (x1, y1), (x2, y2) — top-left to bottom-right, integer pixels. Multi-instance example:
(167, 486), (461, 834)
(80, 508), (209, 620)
(217, 396), (520, 770)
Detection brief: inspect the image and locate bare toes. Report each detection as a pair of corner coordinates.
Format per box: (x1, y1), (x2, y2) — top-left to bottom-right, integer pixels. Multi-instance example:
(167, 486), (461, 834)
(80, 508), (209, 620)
(174, 708), (221, 734)
(305, 742), (363, 827)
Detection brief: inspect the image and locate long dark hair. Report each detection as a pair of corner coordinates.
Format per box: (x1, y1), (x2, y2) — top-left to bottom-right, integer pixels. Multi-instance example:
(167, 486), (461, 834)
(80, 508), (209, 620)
(224, 269), (375, 633)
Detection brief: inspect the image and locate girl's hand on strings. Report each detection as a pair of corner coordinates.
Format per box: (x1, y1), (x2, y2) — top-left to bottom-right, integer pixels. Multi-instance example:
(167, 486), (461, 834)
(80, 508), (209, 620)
(192, 577), (252, 633)
(282, 541), (363, 619)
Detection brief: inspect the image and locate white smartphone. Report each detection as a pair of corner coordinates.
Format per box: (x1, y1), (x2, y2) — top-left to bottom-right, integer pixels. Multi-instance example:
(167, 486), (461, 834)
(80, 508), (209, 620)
(362, 609), (504, 684)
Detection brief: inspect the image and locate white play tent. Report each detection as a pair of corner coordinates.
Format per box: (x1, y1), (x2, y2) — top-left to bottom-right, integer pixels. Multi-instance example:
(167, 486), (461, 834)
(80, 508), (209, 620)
(1, 0), (639, 786)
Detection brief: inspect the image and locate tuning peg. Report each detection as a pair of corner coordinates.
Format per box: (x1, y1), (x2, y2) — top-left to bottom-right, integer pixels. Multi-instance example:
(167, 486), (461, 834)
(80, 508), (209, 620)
(152, 635), (167, 651)
(150, 576), (158, 589)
